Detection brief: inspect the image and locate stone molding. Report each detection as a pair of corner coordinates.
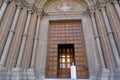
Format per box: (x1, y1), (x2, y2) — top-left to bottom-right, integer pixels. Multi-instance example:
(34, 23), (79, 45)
(88, 0), (111, 15)
(14, 0), (112, 17)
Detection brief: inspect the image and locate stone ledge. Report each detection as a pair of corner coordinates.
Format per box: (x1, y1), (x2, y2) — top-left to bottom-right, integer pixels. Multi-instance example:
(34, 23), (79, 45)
(44, 79), (89, 80)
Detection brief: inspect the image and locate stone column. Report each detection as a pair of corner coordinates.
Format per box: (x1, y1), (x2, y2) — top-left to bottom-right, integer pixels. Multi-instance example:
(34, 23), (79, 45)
(95, 9), (116, 80)
(101, 7), (120, 67)
(90, 13), (106, 68)
(10, 8), (27, 80)
(27, 14), (41, 80)
(5, 8), (28, 70)
(0, 5), (21, 66)
(96, 9), (115, 70)
(0, 0), (3, 7)
(106, 2), (120, 54)
(106, 2), (120, 80)
(22, 13), (37, 70)
(113, 0), (120, 19)
(30, 15), (41, 68)
(0, 0), (10, 22)
(0, 1), (16, 57)
(16, 10), (32, 67)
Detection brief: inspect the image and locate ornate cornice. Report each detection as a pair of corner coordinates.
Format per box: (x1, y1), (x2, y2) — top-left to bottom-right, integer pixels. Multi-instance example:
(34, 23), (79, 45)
(98, 0), (108, 8)
(4, 0), (11, 3)
(87, 0), (110, 15)
(16, 0), (44, 14)
(15, 0), (111, 16)
(36, 7), (44, 16)
(110, 0), (119, 4)
(87, 3), (97, 14)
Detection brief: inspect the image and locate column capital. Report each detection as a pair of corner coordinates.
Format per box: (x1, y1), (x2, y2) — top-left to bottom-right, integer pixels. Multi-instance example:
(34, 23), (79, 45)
(100, 7), (105, 11)
(87, 6), (96, 16)
(112, 0), (119, 4)
(16, 4), (22, 9)
(100, 4), (106, 9)
(98, 0), (107, 3)
(90, 12), (95, 17)
(89, 12), (95, 18)
(4, 0), (10, 3)
(97, 0), (107, 10)
(27, 9), (33, 14)
(37, 12), (42, 18)
(37, 15), (41, 19)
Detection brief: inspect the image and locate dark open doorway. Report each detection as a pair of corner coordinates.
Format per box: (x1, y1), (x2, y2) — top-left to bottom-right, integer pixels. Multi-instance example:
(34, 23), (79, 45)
(58, 44), (75, 78)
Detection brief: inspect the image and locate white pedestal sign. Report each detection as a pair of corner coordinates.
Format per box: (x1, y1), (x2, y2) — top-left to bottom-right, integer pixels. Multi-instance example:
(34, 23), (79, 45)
(70, 63), (77, 79)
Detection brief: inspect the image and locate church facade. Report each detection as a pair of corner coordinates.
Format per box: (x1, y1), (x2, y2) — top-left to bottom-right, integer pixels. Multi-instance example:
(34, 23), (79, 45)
(0, 0), (120, 80)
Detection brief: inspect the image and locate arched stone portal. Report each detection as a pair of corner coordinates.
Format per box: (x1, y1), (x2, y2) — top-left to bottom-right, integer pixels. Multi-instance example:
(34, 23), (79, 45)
(0, 0), (120, 80)
(36, 0), (98, 79)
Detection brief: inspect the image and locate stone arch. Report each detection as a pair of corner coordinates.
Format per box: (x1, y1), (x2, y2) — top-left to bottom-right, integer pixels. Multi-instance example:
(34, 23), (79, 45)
(44, 0), (87, 12)
(35, 0), (97, 9)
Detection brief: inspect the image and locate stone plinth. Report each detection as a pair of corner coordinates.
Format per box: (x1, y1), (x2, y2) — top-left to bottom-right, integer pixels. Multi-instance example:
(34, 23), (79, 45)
(11, 67), (23, 80)
(97, 68), (110, 80)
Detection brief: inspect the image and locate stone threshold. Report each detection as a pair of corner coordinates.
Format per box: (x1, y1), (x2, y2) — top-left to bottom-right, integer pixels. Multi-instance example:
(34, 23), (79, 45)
(44, 78), (90, 80)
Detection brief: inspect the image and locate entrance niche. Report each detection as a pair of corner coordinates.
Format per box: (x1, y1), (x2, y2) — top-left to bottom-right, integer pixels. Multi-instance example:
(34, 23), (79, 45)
(46, 21), (89, 79)
(58, 44), (74, 78)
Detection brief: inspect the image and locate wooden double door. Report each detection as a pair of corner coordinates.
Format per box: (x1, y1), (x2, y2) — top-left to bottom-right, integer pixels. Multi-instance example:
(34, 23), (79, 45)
(46, 21), (89, 78)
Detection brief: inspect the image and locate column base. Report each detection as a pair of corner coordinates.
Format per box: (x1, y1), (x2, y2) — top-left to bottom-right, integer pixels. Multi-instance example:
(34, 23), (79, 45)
(6, 71), (12, 80)
(114, 67), (120, 80)
(0, 63), (7, 80)
(36, 67), (45, 79)
(27, 68), (36, 80)
(23, 71), (27, 80)
(11, 67), (23, 80)
(0, 63), (6, 71)
(97, 68), (110, 80)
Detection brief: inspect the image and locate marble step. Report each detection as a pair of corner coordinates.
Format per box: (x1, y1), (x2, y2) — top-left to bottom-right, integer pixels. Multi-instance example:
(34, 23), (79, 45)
(44, 79), (89, 80)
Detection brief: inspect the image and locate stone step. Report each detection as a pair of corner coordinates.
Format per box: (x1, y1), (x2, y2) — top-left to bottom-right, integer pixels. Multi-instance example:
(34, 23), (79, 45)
(44, 79), (89, 80)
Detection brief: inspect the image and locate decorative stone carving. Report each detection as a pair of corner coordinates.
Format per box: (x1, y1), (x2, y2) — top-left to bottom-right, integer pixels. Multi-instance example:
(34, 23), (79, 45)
(44, 0), (87, 12)
(57, 2), (71, 11)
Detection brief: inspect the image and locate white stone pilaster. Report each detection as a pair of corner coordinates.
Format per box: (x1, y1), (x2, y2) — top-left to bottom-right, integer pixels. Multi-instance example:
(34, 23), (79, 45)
(101, 7), (120, 68)
(113, 0), (120, 19)
(16, 10), (32, 67)
(90, 13), (106, 68)
(0, 5), (21, 66)
(90, 13), (110, 80)
(30, 15), (41, 68)
(27, 14), (41, 80)
(0, 0), (10, 22)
